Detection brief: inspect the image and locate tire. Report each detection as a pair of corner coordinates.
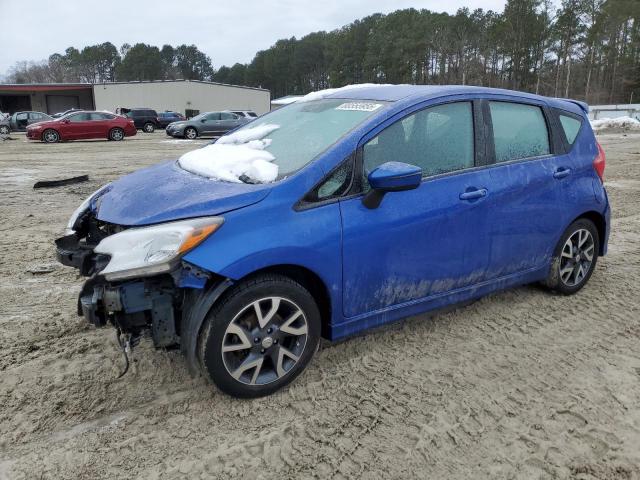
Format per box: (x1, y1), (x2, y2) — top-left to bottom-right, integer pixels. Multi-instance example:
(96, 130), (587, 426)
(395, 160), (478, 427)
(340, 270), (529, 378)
(143, 122), (155, 133)
(0, 125), (9, 135)
(184, 127), (197, 139)
(109, 127), (125, 141)
(42, 129), (60, 143)
(544, 218), (599, 295)
(199, 274), (321, 398)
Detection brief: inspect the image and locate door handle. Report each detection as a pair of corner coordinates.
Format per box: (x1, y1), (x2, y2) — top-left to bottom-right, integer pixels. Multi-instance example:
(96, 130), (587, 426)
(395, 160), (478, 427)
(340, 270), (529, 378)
(553, 168), (571, 179)
(459, 188), (487, 201)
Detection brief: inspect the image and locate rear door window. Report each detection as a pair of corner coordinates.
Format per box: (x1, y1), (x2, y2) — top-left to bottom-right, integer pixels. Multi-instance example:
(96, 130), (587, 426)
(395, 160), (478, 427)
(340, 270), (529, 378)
(558, 113), (583, 145)
(489, 102), (550, 162)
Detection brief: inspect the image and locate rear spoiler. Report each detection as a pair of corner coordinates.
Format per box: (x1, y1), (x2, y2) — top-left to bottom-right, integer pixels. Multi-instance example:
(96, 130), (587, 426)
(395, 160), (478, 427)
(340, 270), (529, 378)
(554, 98), (589, 115)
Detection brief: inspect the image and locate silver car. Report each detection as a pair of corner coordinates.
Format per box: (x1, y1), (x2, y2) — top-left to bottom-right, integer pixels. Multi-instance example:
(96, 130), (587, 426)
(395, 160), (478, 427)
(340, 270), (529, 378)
(166, 111), (250, 139)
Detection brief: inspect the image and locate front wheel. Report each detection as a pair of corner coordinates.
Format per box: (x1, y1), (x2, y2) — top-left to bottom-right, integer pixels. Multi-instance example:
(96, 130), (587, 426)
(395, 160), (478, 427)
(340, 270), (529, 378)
(42, 129), (60, 143)
(199, 274), (321, 398)
(0, 125), (9, 135)
(544, 219), (599, 295)
(184, 127), (197, 139)
(143, 122), (155, 133)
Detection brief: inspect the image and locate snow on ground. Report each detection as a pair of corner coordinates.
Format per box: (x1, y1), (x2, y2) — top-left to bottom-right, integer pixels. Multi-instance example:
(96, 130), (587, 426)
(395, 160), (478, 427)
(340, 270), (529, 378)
(178, 123), (280, 183)
(590, 116), (640, 131)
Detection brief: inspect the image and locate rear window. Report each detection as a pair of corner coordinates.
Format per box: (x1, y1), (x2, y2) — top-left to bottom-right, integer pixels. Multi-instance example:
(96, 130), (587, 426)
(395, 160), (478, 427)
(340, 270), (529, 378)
(490, 102), (550, 163)
(558, 113), (583, 145)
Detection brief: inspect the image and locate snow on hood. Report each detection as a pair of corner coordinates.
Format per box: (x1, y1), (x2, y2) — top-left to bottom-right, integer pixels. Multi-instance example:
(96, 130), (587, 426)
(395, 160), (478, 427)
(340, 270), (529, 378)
(297, 83), (392, 103)
(590, 116), (640, 131)
(178, 123), (280, 183)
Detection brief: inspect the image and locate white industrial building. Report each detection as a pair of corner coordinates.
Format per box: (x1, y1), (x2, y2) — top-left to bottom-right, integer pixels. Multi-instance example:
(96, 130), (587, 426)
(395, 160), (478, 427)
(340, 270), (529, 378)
(0, 80), (270, 116)
(94, 80), (270, 116)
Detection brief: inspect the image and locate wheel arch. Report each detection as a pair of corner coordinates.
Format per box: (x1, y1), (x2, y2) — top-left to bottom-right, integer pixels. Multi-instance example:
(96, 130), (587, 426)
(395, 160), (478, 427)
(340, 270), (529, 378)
(42, 128), (60, 141)
(108, 126), (124, 139)
(235, 264), (332, 339)
(573, 210), (607, 255)
(184, 125), (198, 137)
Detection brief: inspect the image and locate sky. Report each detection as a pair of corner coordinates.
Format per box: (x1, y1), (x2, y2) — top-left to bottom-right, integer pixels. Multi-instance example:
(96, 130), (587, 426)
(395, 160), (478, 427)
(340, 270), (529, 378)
(0, 0), (507, 76)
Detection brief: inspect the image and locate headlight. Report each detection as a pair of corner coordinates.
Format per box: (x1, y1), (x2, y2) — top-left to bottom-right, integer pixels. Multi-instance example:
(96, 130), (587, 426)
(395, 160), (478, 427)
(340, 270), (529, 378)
(94, 217), (223, 281)
(65, 184), (112, 235)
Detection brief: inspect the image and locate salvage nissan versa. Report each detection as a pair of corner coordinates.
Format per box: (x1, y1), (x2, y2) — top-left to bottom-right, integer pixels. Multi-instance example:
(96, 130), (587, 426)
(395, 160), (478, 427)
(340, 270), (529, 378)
(55, 85), (610, 398)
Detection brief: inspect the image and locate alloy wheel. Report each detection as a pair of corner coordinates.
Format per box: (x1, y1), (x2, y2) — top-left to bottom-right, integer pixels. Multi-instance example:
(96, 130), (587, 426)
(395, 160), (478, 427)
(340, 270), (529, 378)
(185, 128), (197, 139)
(559, 228), (595, 287)
(221, 296), (309, 386)
(43, 130), (59, 143)
(0, 125), (9, 135)
(111, 129), (124, 141)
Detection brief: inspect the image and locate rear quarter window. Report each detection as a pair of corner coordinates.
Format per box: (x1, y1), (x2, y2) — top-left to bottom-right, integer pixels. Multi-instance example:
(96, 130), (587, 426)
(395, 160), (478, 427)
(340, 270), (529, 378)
(558, 112), (583, 146)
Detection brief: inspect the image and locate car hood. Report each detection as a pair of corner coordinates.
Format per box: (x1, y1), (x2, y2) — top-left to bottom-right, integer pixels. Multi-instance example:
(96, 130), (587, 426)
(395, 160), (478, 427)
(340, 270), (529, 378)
(95, 160), (272, 226)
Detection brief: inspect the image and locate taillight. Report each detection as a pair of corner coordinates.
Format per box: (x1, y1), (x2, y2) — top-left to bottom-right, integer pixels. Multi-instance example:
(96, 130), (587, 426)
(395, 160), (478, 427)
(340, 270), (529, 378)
(593, 142), (606, 182)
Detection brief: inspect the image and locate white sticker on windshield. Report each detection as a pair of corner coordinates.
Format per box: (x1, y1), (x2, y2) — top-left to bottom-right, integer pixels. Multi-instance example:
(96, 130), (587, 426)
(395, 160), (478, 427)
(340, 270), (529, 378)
(335, 102), (383, 112)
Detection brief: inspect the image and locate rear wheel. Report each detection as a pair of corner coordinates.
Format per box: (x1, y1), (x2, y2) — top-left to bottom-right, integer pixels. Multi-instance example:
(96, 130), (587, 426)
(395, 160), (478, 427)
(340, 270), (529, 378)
(199, 274), (321, 398)
(42, 129), (60, 143)
(544, 219), (599, 295)
(143, 122), (155, 133)
(109, 127), (125, 141)
(184, 127), (197, 139)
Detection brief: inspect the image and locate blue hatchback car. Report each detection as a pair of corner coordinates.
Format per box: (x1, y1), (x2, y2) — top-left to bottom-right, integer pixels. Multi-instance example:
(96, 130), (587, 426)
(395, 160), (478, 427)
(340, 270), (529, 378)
(56, 85), (610, 397)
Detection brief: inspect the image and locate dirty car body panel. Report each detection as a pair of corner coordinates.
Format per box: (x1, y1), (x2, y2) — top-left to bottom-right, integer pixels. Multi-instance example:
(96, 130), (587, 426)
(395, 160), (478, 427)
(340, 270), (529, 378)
(56, 85), (610, 379)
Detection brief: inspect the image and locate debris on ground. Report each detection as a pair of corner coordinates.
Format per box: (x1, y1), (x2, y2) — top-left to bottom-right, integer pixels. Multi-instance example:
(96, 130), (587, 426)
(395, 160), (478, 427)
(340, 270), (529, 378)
(27, 264), (57, 275)
(33, 174), (89, 189)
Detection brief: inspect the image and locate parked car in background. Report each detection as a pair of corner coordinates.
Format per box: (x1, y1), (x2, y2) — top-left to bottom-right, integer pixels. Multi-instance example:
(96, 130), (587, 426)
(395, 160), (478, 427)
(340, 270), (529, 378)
(165, 111), (251, 139)
(231, 110), (258, 119)
(55, 85), (609, 398)
(9, 111), (53, 131)
(26, 111), (136, 143)
(157, 111), (186, 128)
(116, 108), (159, 133)
(0, 117), (10, 135)
(52, 108), (83, 118)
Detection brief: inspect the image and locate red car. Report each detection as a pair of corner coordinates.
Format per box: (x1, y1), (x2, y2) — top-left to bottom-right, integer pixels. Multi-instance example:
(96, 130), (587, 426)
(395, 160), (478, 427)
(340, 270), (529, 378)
(26, 111), (137, 143)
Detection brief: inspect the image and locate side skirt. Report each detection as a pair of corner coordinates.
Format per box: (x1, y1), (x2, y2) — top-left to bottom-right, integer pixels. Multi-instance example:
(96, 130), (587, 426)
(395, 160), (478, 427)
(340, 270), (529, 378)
(329, 265), (548, 340)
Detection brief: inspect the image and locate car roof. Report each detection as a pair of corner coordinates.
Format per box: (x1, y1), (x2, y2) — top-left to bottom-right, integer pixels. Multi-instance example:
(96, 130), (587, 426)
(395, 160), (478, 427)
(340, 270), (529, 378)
(326, 85), (586, 116)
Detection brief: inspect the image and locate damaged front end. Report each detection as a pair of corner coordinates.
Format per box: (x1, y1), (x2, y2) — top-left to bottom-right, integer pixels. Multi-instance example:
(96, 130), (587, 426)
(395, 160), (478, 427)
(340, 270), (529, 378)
(55, 194), (227, 375)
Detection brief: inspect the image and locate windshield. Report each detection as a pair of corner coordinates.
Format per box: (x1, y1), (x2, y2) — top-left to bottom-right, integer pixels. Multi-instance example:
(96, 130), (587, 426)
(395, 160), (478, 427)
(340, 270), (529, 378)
(191, 113), (207, 121)
(232, 98), (387, 176)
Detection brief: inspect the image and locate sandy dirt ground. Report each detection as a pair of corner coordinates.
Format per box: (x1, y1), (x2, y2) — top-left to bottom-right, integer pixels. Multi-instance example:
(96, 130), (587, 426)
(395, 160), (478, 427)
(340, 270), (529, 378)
(0, 130), (639, 479)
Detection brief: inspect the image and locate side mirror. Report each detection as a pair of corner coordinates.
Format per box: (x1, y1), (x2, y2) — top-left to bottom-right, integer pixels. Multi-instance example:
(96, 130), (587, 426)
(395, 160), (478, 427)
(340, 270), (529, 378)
(62, 119), (70, 124)
(362, 161), (422, 209)
(201, 119), (207, 123)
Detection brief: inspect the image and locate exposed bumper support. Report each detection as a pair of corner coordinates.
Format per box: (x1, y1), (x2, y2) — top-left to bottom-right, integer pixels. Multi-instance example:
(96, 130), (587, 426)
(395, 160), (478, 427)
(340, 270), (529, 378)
(79, 279), (179, 348)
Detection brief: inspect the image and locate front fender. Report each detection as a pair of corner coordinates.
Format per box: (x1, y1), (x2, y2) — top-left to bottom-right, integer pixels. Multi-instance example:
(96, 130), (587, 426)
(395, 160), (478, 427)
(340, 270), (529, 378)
(182, 199), (343, 324)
